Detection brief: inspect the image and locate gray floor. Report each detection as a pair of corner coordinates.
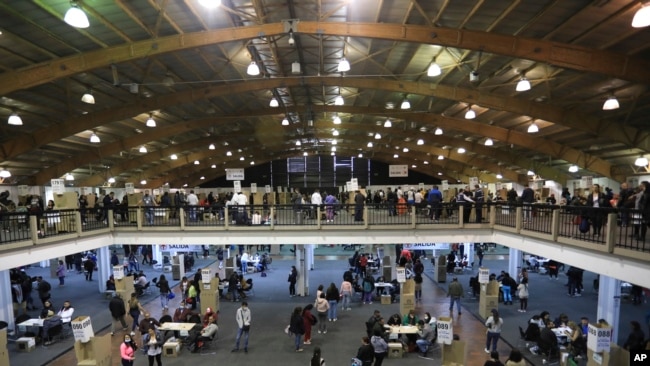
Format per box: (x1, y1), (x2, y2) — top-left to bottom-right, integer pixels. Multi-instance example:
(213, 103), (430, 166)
(6, 245), (649, 366)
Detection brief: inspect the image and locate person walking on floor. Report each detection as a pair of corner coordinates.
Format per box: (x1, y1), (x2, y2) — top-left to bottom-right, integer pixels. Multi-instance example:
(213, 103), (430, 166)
(120, 334), (137, 366)
(371, 329), (388, 366)
(143, 328), (163, 366)
(127, 293), (144, 335)
(484, 309), (504, 353)
(232, 301), (251, 353)
(325, 283), (339, 321)
(289, 306), (306, 352)
(56, 260), (66, 286)
(302, 304), (316, 345)
(356, 336), (374, 366)
(447, 277), (464, 315)
(156, 274), (170, 310)
(517, 278), (529, 313)
(109, 293), (129, 336)
(315, 293), (330, 334)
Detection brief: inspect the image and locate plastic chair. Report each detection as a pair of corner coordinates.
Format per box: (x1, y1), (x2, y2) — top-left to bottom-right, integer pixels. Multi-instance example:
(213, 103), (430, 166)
(43, 324), (63, 347)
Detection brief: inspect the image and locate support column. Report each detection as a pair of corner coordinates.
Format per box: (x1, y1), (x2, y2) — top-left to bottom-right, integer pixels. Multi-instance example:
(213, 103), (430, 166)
(270, 244), (281, 255)
(151, 245), (163, 266)
(96, 246), (111, 293)
(467, 243), (475, 268)
(508, 247), (522, 277)
(596, 275), (621, 343)
(305, 244), (315, 271)
(296, 246), (308, 297)
(0, 270), (14, 332)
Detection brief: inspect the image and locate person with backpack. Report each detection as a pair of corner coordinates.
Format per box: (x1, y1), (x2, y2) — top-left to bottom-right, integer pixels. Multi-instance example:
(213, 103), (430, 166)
(310, 347), (326, 366)
(361, 274), (375, 305)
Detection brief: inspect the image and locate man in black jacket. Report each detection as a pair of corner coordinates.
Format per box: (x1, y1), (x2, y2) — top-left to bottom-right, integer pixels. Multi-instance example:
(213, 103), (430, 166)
(108, 293), (128, 335)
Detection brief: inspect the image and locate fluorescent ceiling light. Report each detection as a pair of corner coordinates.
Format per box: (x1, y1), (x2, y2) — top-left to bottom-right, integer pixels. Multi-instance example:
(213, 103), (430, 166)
(250, 161), (255, 165)
(81, 91), (95, 104)
(374, 133), (381, 139)
(332, 130), (339, 136)
(89, 132), (100, 143)
(282, 117), (289, 126)
(331, 146), (337, 152)
(632, 4), (650, 27)
(516, 78), (531, 92)
(423, 161), (429, 165)
(333, 115), (341, 124)
(200, 176), (205, 180)
(108, 177), (116, 183)
(269, 97), (279, 107)
(211, 164), (216, 168)
(170, 154), (178, 160)
(438, 155), (444, 160)
(295, 140), (301, 146)
(602, 96), (619, 110)
(434, 127), (443, 135)
(393, 154), (399, 158)
(194, 160), (200, 165)
(427, 62), (441, 77)
(240, 157), (244, 161)
(402, 147), (409, 152)
(527, 123), (539, 133)
(337, 57), (350, 72)
(457, 147), (466, 154)
(140, 179), (147, 185)
(247, 61), (260, 76)
(8, 113), (22, 126)
(64, 3), (89, 28)
(226, 151), (232, 156)
(496, 174), (503, 179)
(303, 152), (308, 156)
(367, 142), (373, 148)
(358, 153), (363, 158)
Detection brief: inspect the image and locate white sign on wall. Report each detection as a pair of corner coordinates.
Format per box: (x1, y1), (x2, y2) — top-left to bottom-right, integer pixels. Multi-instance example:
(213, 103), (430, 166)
(403, 243), (450, 250)
(17, 185), (30, 196)
(346, 181), (352, 192)
(233, 181), (241, 193)
(226, 168), (245, 181)
(469, 177), (479, 187)
(250, 183), (257, 193)
(389, 164), (408, 177)
(125, 183), (135, 194)
(436, 317), (453, 345)
(581, 176), (593, 189)
(51, 179), (65, 195)
(441, 180), (449, 191)
(265, 185), (271, 193)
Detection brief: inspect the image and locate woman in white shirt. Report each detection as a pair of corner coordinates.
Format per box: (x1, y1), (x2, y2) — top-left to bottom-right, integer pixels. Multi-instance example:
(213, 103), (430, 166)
(485, 309), (504, 353)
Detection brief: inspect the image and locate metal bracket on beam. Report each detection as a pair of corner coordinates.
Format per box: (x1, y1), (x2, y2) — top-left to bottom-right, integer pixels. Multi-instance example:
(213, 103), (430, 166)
(282, 19), (299, 33)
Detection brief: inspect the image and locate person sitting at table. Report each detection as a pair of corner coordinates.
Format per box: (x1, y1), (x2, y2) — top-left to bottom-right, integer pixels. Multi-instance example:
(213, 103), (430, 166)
(534, 319), (559, 356)
(189, 315), (218, 353)
(387, 313), (402, 326)
(57, 300), (74, 325)
(173, 300), (195, 323)
(423, 312), (436, 327)
(238, 274), (250, 299)
(402, 309), (418, 325)
(415, 320), (435, 356)
(566, 321), (586, 358)
(105, 275), (116, 291)
(388, 279), (400, 303)
(40, 309), (62, 345)
(203, 307), (218, 326)
(554, 313), (569, 328)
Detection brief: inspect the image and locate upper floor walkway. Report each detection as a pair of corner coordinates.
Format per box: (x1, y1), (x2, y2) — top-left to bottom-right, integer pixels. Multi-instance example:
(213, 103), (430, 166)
(1, 203), (648, 287)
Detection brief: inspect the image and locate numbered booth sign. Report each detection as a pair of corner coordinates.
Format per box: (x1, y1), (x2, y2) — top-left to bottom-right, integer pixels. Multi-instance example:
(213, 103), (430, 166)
(478, 267), (490, 284)
(587, 323), (611, 353)
(201, 268), (212, 285)
(436, 317), (453, 345)
(72, 316), (94, 343)
(396, 267), (406, 283)
(112, 265), (124, 280)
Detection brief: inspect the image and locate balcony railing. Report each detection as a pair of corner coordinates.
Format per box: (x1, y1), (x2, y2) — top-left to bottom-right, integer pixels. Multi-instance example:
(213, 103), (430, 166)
(2, 203), (648, 261)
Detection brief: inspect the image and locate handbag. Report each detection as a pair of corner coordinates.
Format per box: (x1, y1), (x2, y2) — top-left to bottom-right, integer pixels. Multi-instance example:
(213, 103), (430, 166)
(167, 292), (175, 300)
(351, 358), (363, 366)
(242, 324), (250, 331)
(284, 325), (291, 335)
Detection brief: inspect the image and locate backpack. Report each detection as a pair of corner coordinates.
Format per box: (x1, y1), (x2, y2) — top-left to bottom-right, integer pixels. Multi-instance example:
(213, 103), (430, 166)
(579, 217), (590, 233)
(363, 280), (372, 292)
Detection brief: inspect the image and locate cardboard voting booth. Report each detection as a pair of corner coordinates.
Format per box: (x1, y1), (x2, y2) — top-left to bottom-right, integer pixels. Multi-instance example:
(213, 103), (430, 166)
(479, 280), (499, 319)
(586, 343), (629, 366)
(587, 323), (612, 353)
(433, 255), (446, 283)
(400, 278), (415, 315)
(0, 328), (9, 365)
(74, 333), (112, 366)
(441, 340), (467, 366)
(163, 341), (181, 357)
(436, 317), (453, 345)
(72, 316), (94, 343)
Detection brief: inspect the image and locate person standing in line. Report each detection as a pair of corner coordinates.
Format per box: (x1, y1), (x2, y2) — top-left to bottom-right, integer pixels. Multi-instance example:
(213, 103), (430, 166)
(156, 274), (170, 310)
(289, 306), (305, 352)
(484, 309), (504, 353)
(232, 301), (251, 353)
(56, 260), (66, 286)
(84, 257), (95, 281)
(354, 190), (365, 222)
(315, 293), (330, 334)
(517, 278), (529, 313)
(109, 293), (129, 336)
(310, 346), (326, 366)
(120, 333), (137, 366)
(288, 265), (298, 297)
(325, 283), (339, 321)
(447, 277), (464, 315)
(340, 276), (353, 311)
(356, 336), (374, 366)
(371, 329), (388, 366)
(302, 304), (316, 345)
(143, 328), (163, 366)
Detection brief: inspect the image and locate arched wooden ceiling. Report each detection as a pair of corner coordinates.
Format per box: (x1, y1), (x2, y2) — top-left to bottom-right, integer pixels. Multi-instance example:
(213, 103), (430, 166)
(0, 0), (648, 188)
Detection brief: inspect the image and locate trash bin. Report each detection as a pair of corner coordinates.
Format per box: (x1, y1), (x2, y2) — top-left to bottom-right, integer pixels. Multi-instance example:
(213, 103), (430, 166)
(295, 211), (304, 225)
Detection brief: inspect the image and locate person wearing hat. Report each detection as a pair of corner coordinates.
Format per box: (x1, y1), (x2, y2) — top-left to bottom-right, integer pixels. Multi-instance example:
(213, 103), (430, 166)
(485, 309), (504, 353)
(40, 308), (62, 345)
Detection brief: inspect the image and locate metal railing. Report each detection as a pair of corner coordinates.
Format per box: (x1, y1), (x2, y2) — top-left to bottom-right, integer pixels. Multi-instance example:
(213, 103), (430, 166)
(1, 203), (648, 258)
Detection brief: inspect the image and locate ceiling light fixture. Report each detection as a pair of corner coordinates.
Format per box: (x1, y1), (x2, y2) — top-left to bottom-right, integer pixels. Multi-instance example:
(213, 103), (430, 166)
(81, 90), (95, 104)
(635, 156), (649, 167)
(89, 132), (100, 143)
(427, 62), (441, 77)
(331, 146), (337, 152)
(281, 117), (289, 126)
(602, 95), (620, 110)
(384, 119), (392, 128)
(200, 176), (205, 180)
(247, 61), (260, 76)
(367, 142), (373, 148)
(139, 145), (147, 153)
(402, 147), (409, 153)
(358, 153), (363, 158)
(226, 151), (232, 156)
(393, 154), (399, 158)
(211, 164), (216, 168)
(199, 0), (221, 8)
(516, 77), (531, 92)
(374, 133), (381, 139)
(417, 139), (424, 145)
(270, 97), (279, 107)
(194, 160), (200, 165)
(527, 170), (535, 176)
(140, 179), (147, 185)
(434, 127), (443, 135)
(0, 169), (11, 178)
(65, 173), (75, 181)
(303, 151), (308, 156)
(337, 57), (350, 72)
(145, 114), (156, 127)
(8, 112), (22, 126)
(331, 152), (335, 156)
(64, 1), (89, 28)
(209, 143), (215, 150)
(334, 94), (344, 106)
(295, 140), (301, 146)
(438, 155), (444, 160)
(292, 61), (301, 74)
(632, 4), (650, 27)
(496, 173), (503, 179)
(332, 129), (339, 136)
(332, 114), (341, 125)
(464, 107), (476, 120)
(423, 161), (429, 165)
(170, 154), (178, 160)
(288, 31), (295, 46)
(400, 96), (411, 110)
(250, 161), (255, 165)
(527, 122), (539, 133)
(240, 157), (244, 161)
(568, 165), (579, 173)
(484, 138), (494, 146)
(108, 177), (116, 183)
(457, 147), (466, 154)
(331, 140), (337, 146)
